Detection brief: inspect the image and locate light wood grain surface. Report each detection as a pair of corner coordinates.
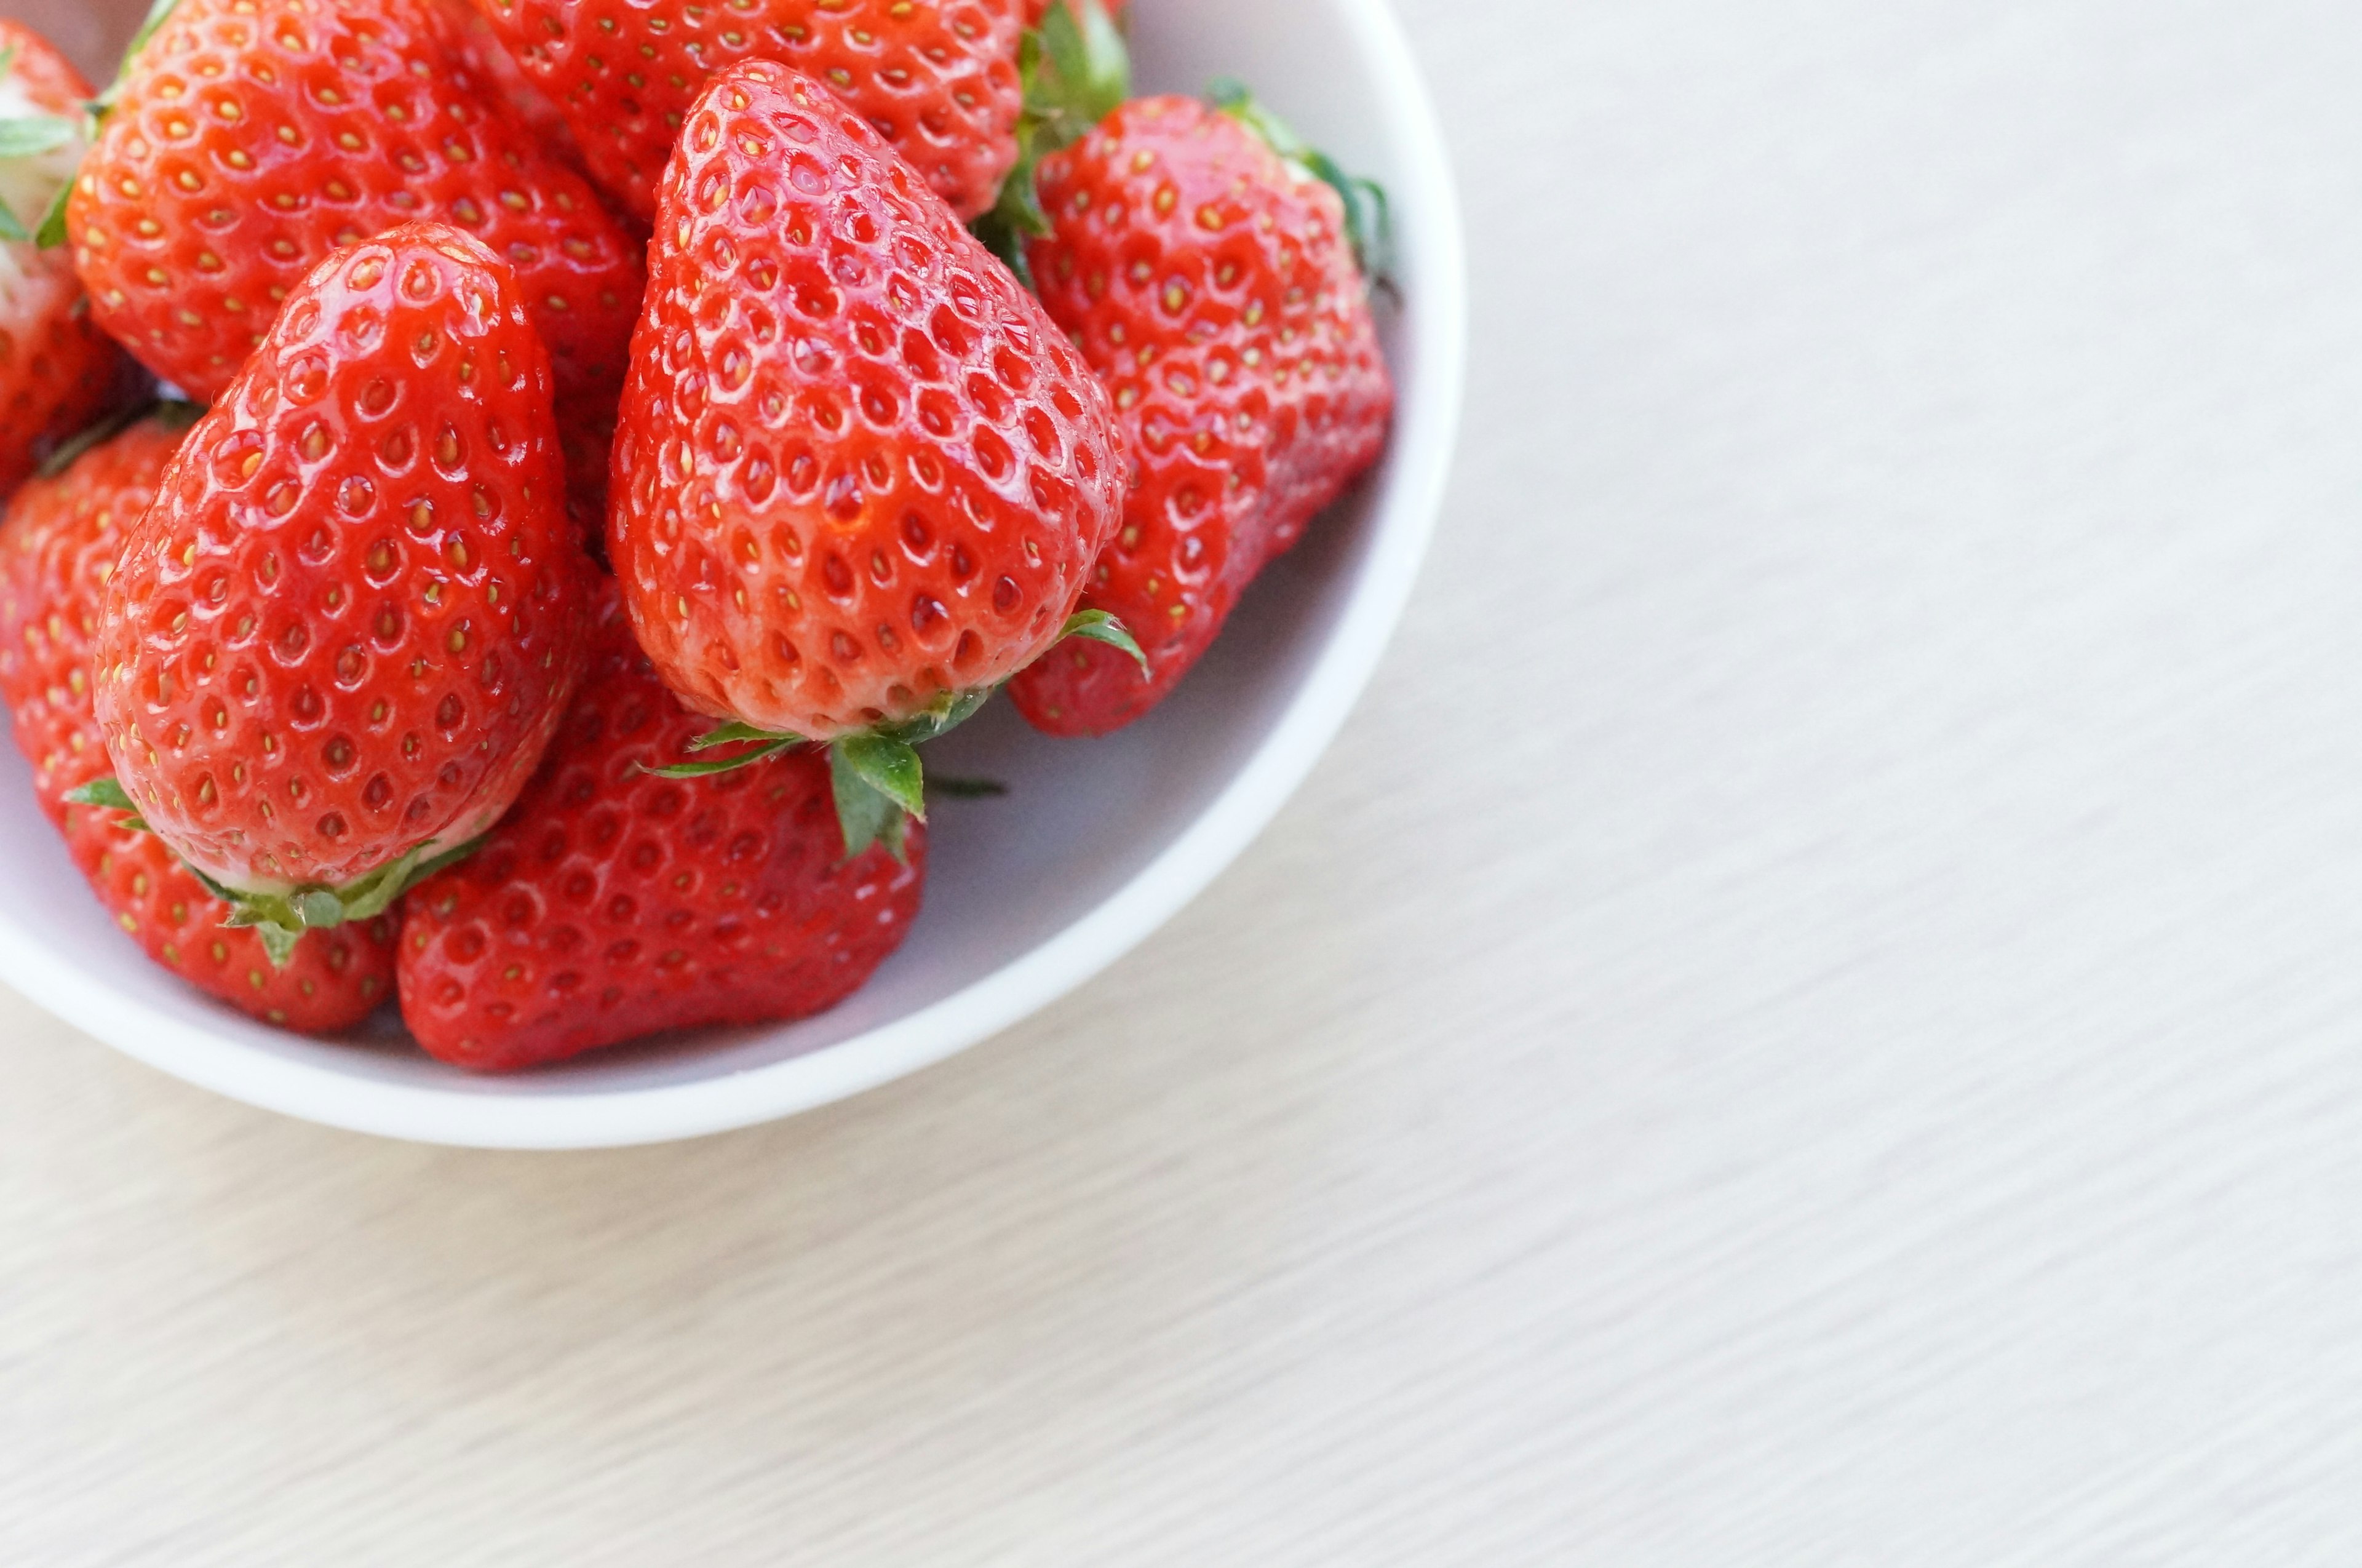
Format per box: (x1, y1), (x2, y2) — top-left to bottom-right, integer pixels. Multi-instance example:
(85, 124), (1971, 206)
(9, 1), (2362, 1561)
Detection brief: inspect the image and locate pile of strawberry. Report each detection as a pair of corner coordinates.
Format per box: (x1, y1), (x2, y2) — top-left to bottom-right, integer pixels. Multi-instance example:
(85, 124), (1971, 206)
(0, 0), (1393, 1070)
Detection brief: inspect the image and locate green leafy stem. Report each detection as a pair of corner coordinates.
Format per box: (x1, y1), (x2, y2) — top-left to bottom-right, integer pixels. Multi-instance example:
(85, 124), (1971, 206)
(64, 774), (483, 967)
(646, 610), (1147, 861)
(0, 0), (186, 248)
(972, 0), (1132, 288)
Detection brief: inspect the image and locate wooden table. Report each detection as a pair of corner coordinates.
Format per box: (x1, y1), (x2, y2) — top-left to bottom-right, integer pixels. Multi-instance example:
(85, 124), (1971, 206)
(8, 1), (2361, 1559)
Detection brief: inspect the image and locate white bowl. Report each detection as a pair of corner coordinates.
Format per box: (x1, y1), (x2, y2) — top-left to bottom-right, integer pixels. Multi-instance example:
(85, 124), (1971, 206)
(0, 0), (1466, 1147)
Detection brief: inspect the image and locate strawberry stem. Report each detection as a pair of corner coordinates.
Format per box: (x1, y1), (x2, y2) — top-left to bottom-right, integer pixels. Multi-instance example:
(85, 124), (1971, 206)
(650, 679), (1011, 861)
(0, 112), (77, 239)
(972, 0), (1131, 287)
(68, 771), (485, 966)
(26, 0), (186, 249)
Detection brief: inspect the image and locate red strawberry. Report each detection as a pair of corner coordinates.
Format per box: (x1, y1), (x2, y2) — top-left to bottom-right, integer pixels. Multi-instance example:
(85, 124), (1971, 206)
(0, 410), (397, 1032)
(398, 583), (924, 1072)
(464, 0), (1024, 225)
(63, 0), (645, 404)
(1008, 92), (1393, 736)
(610, 62), (1126, 850)
(87, 223), (592, 961)
(0, 23), (138, 499)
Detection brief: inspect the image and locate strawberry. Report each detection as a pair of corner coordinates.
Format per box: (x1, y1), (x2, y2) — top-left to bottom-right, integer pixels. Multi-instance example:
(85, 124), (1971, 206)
(0, 410), (397, 1032)
(609, 62), (1129, 851)
(1008, 90), (1394, 736)
(464, 0), (1024, 225)
(61, 0), (645, 404)
(0, 23), (137, 499)
(398, 582), (924, 1071)
(85, 223), (593, 962)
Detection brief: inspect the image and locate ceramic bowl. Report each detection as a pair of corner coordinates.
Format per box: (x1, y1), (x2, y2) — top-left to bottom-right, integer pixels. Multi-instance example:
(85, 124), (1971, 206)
(0, 0), (1466, 1147)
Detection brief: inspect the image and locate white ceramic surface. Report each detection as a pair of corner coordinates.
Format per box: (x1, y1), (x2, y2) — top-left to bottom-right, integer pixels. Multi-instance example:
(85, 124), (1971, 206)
(0, 0), (1466, 1148)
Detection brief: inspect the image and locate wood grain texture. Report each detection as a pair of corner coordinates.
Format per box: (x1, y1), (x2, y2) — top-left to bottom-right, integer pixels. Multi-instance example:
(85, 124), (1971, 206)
(7, 0), (2362, 1559)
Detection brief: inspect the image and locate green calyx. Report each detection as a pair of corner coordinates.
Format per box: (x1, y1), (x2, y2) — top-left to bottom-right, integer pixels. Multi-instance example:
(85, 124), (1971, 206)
(1207, 78), (1394, 284)
(647, 611), (1143, 860)
(828, 733), (925, 864)
(1057, 607), (1148, 672)
(972, 0), (1131, 287)
(29, 151), (73, 249)
(63, 773), (145, 830)
(646, 688), (995, 864)
(0, 39), (73, 245)
(65, 773), (484, 967)
(18, 0), (185, 249)
(0, 118), (74, 235)
(648, 720), (805, 778)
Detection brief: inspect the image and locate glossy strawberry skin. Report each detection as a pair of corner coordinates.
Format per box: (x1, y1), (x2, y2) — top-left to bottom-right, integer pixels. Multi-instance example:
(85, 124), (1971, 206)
(1009, 96), (1393, 736)
(399, 585), (924, 1071)
(0, 23), (137, 501)
(92, 225), (592, 897)
(0, 416), (397, 1033)
(610, 62), (1124, 741)
(467, 0), (1024, 225)
(65, 0), (645, 404)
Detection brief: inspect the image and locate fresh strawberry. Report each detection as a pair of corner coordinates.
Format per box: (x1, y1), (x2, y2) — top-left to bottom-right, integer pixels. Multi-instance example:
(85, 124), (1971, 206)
(61, 0), (645, 404)
(464, 0), (1024, 225)
(85, 223), (592, 961)
(398, 583), (924, 1072)
(610, 62), (1127, 851)
(0, 410), (397, 1032)
(1008, 91), (1393, 735)
(0, 23), (137, 499)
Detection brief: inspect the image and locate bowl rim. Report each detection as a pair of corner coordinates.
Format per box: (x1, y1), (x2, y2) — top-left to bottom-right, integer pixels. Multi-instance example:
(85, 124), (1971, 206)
(0, 0), (1468, 1148)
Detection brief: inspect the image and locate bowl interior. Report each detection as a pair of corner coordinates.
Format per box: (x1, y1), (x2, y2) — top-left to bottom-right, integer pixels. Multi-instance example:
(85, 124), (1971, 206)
(0, 0), (1463, 1145)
